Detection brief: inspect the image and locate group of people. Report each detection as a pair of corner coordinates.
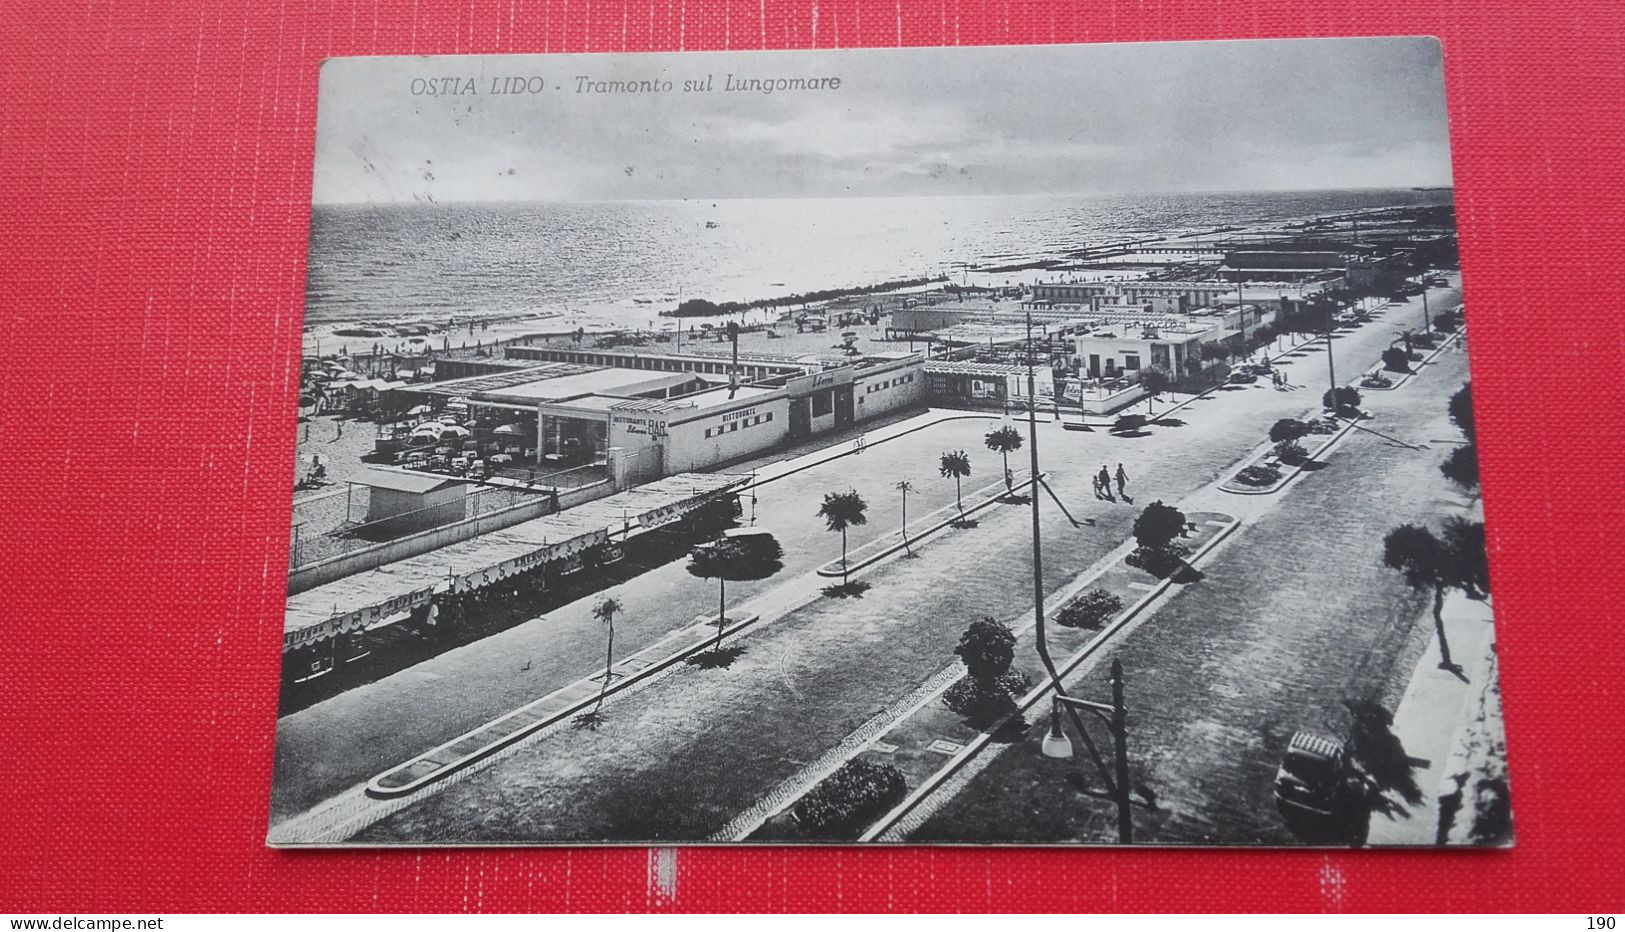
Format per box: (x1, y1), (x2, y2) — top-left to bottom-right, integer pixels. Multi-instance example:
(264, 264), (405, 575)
(1092, 463), (1131, 502)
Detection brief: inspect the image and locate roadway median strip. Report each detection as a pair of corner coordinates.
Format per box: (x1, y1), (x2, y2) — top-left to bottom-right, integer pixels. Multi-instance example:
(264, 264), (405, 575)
(364, 610), (763, 799)
(726, 510), (1239, 842)
(1360, 328), (1464, 392)
(816, 472), (1041, 578)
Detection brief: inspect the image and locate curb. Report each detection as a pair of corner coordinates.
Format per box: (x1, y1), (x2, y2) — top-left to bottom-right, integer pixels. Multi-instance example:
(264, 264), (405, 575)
(1360, 329), (1464, 392)
(363, 610), (764, 799)
(814, 474), (1040, 578)
(1218, 417), (1363, 496)
(857, 513), (1243, 842)
(1219, 327), (1462, 496)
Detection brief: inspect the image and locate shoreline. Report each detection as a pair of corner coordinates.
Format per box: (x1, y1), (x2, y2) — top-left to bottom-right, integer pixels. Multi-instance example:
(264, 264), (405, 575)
(301, 196), (1453, 355)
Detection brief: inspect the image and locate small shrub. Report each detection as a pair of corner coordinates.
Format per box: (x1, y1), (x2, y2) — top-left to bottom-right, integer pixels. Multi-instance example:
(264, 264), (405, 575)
(1469, 776), (1513, 845)
(1381, 346), (1411, 373)
(1411, 332), (1438, 349)
(1323, 385), (1362, 413)
(791, 759), (908, 839)
(1307, 418), (1339, 435)
(944, 669), (1031, 720)
(1132, 500), (1188, 551)
(1269, 418), (1312, 443)
(1235, 464), (1283, 487)
(1361, 372), (1394, 389)
(1056, 588), (1124, 629)
(1124, 543), (1190, 577)
(1272, 439), (1308, 465)
(1112, 413), (1149, 433)
(1433, 317), (1459, 334)
(954, 617), (1016, 682)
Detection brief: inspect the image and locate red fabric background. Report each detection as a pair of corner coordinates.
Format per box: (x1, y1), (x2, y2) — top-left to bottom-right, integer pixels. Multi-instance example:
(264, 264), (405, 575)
(2, 0), (1621, 913)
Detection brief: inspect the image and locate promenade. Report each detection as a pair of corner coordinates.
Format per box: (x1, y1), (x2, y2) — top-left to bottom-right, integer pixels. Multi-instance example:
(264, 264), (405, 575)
(270, 277), (1479, 845)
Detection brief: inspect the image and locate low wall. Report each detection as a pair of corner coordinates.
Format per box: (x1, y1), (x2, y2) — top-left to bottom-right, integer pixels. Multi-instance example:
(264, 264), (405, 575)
(287, 479), (615, 593)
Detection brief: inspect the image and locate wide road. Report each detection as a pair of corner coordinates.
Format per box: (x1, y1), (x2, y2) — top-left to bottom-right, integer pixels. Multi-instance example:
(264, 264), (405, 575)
(271, 410), (1005, 819)
(911, 330), (1474, 843)
(341, 280), (1463, 842)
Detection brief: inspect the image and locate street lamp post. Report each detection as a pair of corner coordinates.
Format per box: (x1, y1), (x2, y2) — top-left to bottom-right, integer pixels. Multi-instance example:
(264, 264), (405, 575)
(1024, 310), (1119, 816)
(1419, 274), (1433, 334)
(1041, 658), (1134, 844)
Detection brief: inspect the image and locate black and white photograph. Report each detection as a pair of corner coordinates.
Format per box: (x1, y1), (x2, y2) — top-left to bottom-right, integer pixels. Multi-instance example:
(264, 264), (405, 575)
(271, 37), (1508, 847)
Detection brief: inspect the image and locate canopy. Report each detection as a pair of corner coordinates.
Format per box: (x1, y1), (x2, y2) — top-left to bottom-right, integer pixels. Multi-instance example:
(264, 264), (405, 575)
(493, 423), (528, 435)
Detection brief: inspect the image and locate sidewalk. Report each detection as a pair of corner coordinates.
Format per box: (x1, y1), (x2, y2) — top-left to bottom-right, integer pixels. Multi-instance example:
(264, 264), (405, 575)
(1366, 588), (1499, 845)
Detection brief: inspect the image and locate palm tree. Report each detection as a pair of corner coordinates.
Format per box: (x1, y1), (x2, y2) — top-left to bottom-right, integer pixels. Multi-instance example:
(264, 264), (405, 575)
(895, 479), (916, 556)
(818, 490), (869, 585)
(1140, 367), (1171, 415)
(591, 596), (623, 711)
(939, 450), (972, 514)
(984, 426), (1022, 490)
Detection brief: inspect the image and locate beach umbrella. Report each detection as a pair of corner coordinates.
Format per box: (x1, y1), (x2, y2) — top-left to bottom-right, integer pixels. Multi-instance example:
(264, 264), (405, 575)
(493, 423), (527, 435)
(407, 404), (432, 415)
(439, 424), (471, 438)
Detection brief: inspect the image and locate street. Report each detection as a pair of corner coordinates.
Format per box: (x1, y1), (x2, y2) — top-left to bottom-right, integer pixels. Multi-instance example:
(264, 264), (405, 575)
(909, 327), (1474, 843)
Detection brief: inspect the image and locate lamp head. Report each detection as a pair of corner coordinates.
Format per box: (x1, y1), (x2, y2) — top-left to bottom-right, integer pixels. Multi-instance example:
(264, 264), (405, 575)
(1040, 705), (1074, 760)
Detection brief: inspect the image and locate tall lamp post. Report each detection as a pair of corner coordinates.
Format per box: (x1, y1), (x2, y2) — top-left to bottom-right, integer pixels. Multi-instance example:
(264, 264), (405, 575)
(1023, 309), (1122, 835)
(1041, 658), (1134, 844)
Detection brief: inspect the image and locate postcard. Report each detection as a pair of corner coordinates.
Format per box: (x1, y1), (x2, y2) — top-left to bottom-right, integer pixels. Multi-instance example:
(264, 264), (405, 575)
(271, 37), (1509, 847)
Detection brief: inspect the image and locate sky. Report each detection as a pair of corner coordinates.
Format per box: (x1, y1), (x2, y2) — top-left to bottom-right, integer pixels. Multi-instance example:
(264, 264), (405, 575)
(310, 37), (1454, 204)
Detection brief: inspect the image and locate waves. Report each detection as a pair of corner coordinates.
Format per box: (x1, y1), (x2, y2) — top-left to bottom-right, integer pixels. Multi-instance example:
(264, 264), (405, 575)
(304, 188), (1451, 328)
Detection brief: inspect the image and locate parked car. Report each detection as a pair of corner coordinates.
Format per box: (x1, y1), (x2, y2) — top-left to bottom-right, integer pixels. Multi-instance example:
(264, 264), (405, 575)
(1228, 371), (1258, 385)
(1274, 732), (1369, 841)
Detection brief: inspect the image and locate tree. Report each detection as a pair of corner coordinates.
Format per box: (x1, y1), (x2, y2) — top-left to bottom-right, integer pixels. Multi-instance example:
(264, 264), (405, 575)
(818, 490), (869, 585)
(1442, 382), (1480, 491)
(1132, 500), (1187, 553)
(1382, 522), (1486, 672)
(946, 616), (1028, 720)
(591, 597), (623, 711)
(895, 479), (916, 556)
(939, 450), (972, 514)
(1449, 382), (1475, 443)
(983, 426), (1022, 490)
(1269, 418), (1312, 443)
(1440, 445), (1480, 490)
(1442, 517), (1491, 598)
(1140, 367), (1172, 413)
(686, 533), (785, 653)
(1381, 346), (1411, 373)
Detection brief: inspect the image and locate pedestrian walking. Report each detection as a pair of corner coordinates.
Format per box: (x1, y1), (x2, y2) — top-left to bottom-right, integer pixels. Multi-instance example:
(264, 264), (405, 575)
(1098, 465), (1113, 501)
(1114, 463), (1128, 498)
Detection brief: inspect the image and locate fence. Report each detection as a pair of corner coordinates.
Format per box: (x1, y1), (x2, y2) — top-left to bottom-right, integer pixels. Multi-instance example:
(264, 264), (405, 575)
(288, 461), (609, 579)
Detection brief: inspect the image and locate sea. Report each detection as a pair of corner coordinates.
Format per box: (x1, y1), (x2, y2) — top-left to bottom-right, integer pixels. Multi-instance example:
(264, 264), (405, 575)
(303, 188), (1452, 336)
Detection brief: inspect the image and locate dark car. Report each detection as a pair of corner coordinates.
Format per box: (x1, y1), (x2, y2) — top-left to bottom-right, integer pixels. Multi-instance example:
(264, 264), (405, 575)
(1274, 732), (1371, 843)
